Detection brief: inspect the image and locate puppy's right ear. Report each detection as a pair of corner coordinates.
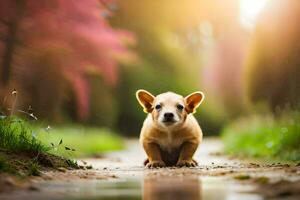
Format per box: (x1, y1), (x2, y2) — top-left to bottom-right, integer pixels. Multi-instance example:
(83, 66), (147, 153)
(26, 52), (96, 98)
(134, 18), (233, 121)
(136, 89), (155, 113)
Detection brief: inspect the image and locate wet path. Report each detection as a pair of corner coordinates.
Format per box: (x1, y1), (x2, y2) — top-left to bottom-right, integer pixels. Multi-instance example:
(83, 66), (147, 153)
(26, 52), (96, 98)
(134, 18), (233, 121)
(1, 139), (299, 200)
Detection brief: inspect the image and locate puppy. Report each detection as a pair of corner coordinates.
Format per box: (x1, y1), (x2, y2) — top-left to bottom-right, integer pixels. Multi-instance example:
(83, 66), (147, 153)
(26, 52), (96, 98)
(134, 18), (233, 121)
(136, 89), (204, 168)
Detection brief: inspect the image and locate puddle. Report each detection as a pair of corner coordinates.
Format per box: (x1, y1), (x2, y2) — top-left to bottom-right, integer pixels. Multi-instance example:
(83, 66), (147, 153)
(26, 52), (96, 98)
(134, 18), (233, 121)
(0, 176), (262, 200)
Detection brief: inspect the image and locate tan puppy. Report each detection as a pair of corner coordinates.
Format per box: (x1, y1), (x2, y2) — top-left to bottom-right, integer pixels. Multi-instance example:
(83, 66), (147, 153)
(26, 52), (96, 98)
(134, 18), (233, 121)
(136, 89), (204, 168)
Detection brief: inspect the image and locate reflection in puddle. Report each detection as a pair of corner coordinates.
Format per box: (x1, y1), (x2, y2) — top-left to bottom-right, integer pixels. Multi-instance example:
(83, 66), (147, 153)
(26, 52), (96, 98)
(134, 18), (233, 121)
(143, 177), (261, 200)
(0, 176), (263, 200)
(143, 177), (201, 200)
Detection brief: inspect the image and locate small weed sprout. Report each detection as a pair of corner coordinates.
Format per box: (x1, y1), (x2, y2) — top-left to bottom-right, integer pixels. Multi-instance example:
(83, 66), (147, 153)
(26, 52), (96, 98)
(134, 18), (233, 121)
(27, 159), (41, 176)
(44, 126), (77, 158)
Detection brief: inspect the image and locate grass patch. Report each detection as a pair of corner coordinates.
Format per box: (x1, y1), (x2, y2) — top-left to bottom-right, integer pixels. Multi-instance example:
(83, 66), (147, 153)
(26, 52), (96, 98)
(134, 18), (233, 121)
(222, 112), (300, 162)
(27, 160), (41, 176)
(0, 156), (16, 174)
(0, 115), (124, 177)
(0, 117), (47, 153)
(0, 117), (78, 176)
(36, 126), (124, 157)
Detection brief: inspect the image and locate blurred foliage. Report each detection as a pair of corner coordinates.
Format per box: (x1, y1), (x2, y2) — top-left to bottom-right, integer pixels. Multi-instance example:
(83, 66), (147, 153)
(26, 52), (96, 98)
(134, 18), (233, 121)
(222, 111), (300, 161)
(224, 0), (300, 160)
(36, 126), (124, 157)
(246, 0), (300, 111)
(15, 48), (67, 121)
(87, 74), (118, 127)
(0, 0), (134, 121)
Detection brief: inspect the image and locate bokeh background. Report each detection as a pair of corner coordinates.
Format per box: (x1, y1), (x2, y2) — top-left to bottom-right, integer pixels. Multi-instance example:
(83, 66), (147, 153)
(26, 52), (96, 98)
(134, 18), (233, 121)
(1, 0), (300, 159)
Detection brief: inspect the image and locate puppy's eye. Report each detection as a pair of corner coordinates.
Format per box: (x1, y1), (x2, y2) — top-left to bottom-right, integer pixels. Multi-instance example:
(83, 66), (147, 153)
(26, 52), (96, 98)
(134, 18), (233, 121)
(155, 104), (162, 110)
(177, 104), (184, 110)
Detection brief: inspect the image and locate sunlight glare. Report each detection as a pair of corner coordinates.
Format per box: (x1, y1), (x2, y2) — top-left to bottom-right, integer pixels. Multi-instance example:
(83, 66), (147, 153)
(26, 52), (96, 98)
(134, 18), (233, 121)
(240, 0), (268, 30)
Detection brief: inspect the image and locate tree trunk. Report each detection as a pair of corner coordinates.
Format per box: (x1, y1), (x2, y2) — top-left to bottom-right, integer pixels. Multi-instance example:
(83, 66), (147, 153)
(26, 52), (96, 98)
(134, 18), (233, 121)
(1, 0), (23, 86)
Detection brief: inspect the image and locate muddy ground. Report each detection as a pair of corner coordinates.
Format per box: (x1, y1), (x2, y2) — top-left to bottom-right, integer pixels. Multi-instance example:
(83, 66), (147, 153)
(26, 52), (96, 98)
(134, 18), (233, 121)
(0, 139), (299, 200)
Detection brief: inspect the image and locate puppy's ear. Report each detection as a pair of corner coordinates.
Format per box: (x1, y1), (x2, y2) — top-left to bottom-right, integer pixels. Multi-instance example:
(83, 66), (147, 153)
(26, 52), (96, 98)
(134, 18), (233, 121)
(136, 89), (155, 113)
(184, 92), (204, 114)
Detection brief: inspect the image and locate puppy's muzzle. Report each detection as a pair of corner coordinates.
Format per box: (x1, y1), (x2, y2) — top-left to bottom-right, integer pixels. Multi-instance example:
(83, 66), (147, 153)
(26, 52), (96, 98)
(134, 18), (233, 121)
(162, 112), (176, 124)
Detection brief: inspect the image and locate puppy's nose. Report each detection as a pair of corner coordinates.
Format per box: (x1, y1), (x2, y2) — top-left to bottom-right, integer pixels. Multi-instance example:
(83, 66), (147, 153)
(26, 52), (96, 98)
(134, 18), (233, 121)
(164, 112), (174, 119)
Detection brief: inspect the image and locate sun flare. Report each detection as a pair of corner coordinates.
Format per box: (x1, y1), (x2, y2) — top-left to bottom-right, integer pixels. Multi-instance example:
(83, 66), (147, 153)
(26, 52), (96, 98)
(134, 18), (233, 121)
(240, 0), (268, 29)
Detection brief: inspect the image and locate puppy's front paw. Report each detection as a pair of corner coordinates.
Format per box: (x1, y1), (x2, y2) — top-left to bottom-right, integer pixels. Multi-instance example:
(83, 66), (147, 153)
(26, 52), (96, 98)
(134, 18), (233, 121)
(146, 160), (166, 168)
(176, 159), (198, 167)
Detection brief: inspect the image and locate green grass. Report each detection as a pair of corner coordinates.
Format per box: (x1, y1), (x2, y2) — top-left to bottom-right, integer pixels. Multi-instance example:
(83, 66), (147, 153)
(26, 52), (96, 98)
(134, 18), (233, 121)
(0, 116), (124, 158)
(0, 117), (48, 153)
(0, 116), (48, 175)
(0, 116), (123, 176)
(27, 160), (41, 176)
(0, 156), (16, 174)
(222, 112), (300, 162)
(0, 116), (123, 177)
(36, 126), (124, 157)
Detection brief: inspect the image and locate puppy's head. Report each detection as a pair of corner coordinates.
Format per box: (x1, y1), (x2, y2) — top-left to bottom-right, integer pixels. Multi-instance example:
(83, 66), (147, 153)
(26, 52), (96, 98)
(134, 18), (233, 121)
(136, 90), (204, 128)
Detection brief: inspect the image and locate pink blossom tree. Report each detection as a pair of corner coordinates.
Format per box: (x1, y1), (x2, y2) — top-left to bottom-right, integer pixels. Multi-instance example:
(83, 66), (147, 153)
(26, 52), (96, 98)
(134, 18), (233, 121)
(0, 0), (134, 120)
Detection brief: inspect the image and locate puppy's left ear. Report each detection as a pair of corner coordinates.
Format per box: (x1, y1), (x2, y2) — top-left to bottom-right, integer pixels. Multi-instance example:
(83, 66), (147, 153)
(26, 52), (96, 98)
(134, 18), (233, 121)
(136, 89), (155, 113)
(184, 92), (204, 114)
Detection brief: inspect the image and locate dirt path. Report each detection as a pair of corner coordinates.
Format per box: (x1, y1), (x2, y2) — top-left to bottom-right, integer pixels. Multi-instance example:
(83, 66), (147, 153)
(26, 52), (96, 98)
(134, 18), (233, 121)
(1, 138), (299, 200)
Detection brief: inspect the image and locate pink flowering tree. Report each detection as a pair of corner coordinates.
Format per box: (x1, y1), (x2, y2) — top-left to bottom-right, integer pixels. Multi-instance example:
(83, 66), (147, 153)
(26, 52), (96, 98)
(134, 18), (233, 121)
(0, 0), (134, 120)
